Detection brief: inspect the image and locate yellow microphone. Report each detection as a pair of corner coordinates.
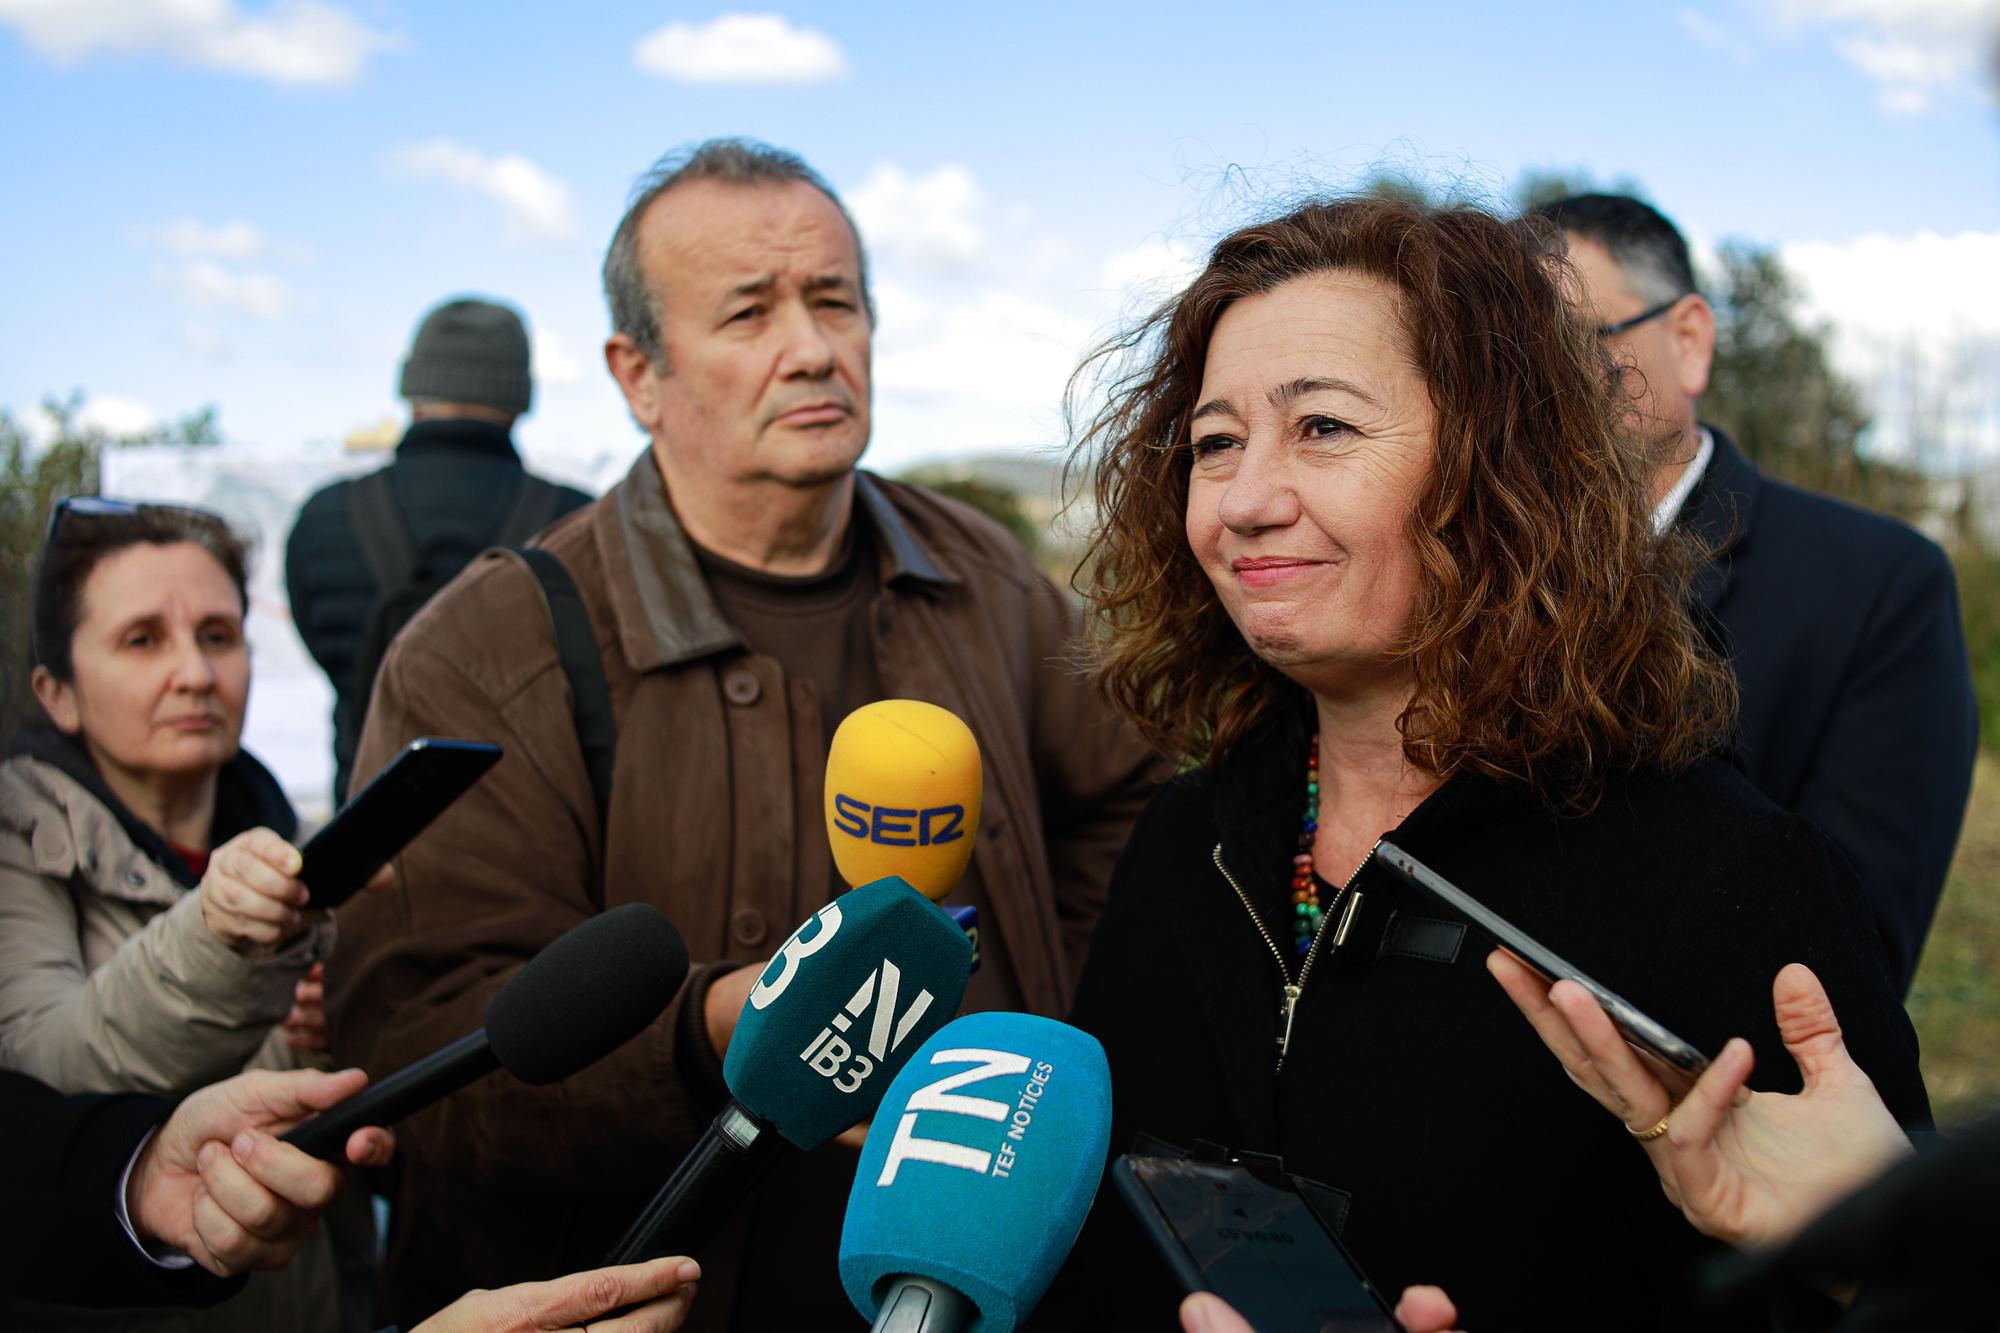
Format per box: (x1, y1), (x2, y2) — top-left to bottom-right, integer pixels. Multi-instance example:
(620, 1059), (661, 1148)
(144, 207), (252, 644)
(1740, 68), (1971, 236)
(825, 700), (982, 902)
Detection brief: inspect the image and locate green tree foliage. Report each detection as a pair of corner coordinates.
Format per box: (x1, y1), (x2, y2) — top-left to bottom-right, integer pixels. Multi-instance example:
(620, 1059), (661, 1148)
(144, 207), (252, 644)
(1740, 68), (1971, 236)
(899, 471), (1042, 558)
(0, 394), (221, 741)
(1952, 547), (2000, 753)
(1701, 242), (1925, 518)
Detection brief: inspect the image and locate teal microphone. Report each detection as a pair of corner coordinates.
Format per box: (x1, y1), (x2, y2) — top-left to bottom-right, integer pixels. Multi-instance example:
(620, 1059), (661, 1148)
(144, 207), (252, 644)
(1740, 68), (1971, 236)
(840, 1012), (1112, 1332)
(608, 876), (972, 1263)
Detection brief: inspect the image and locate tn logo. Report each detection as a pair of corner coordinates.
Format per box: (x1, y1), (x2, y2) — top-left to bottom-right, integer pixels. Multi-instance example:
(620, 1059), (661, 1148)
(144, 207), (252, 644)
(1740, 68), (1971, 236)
(798, 960), (936, 1095)
(876, 1047), (1033, 1185)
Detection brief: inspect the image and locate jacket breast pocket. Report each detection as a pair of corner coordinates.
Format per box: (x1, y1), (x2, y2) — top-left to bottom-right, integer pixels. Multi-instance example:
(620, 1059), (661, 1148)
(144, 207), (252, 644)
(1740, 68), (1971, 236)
(1375, 910), (1466, 965)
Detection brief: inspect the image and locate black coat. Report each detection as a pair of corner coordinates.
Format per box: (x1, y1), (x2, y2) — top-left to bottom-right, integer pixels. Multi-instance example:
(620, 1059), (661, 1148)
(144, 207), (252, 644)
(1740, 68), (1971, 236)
(1687, 428), (1977, 993)
(0, 1069), (241, 1325)
(284, 419), (592, 800)
(1048, 709), (1930, 1333)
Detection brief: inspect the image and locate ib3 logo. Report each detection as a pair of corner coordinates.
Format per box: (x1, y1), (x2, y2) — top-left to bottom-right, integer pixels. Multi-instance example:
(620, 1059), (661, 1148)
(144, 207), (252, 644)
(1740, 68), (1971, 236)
(748, 900), (937, 1095)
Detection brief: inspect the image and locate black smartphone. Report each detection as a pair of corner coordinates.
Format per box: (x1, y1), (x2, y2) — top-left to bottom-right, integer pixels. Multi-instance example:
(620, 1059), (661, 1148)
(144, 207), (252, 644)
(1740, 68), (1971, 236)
(298, 738), (502, 910)
(1373, 839), (1710, 1076)
(1113, 1153), (1398, 1333)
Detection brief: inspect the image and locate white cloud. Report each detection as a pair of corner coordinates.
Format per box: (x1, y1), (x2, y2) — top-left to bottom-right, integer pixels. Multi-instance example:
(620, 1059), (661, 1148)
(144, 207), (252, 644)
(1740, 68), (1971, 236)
(1786, 230), (2000, 349)
(1783, 230), (2000, 458)
(1099, 237), (1200, 304)
(156, 258), (298, 319)
(860, 232), (1222, 472)
(177, 321), (228, 360)
(532, 328), (587, 389)
(848, 163), (987, 274)
(76, 392), (161, 437)
(390, 139), (578, 243)
(1745, 0), (1999, 115)
(0, 0), (396, 87)
(1675, 8), (1754, 62)
(137, 217), (268, 259)
(632, 12), (846, 85)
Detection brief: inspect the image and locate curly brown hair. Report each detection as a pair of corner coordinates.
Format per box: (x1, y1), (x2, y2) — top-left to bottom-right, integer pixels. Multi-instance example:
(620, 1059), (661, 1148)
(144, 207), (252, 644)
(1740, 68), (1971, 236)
(1072, 196), (1735, 806)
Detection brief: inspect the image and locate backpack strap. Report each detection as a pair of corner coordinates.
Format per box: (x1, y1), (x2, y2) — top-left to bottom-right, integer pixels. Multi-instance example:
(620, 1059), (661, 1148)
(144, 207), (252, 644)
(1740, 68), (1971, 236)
(501, 546), (617, 828)
(495, 475), (569, 546)
(345, 469), (419, 591)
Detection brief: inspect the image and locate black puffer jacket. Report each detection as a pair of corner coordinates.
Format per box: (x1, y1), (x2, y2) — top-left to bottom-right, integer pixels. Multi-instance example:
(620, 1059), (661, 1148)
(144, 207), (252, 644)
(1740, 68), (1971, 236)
(284, 419), (591, 800)
(1044, 704), (1930, 1333)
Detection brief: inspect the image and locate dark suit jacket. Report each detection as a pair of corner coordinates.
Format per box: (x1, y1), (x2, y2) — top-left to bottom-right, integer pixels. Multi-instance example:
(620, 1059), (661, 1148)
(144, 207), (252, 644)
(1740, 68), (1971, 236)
(0, 1069), (241, 1324)
(1685, 427), (1978, 992)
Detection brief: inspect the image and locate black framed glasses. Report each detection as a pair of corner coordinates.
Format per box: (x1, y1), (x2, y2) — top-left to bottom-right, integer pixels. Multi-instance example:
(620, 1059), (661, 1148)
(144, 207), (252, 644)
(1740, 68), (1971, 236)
(1596, 295), (1688, 339)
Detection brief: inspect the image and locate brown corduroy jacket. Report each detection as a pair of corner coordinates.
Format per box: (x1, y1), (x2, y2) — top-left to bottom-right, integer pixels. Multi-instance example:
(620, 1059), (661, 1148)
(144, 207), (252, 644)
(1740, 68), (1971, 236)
(326, 451), (1161, 1329)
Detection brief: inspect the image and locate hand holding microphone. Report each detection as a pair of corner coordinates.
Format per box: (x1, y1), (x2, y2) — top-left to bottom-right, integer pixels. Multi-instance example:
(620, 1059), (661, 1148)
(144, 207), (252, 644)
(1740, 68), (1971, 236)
(283, 903), (689, 1159)
(609, 876), (973, 1264)
(609, 700), (988, 1265)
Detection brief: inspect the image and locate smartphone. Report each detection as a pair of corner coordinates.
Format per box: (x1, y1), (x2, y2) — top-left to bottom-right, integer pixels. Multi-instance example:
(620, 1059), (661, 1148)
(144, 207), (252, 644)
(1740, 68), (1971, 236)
(298, 738), (503, 910)
(1373, 839), (1710, 1076)
(1113, 1153), (1398, 1333)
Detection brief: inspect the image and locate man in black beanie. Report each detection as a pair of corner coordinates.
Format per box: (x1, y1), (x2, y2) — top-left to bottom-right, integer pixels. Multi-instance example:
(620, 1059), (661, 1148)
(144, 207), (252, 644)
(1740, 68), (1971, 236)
(285, 297), (593, 806)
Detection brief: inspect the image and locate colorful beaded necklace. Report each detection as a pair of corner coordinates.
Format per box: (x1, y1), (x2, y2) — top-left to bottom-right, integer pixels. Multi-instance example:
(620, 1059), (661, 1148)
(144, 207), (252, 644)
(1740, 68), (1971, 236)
(1289, 731), (1322, 956)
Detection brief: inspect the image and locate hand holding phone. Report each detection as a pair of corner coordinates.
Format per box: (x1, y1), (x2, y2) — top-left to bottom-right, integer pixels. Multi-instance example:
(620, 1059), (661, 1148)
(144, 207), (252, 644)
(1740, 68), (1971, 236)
(299, 738), (502, 910)
(1374, 840), (1709, 1078)
(1114, 1153), (1398, 1333)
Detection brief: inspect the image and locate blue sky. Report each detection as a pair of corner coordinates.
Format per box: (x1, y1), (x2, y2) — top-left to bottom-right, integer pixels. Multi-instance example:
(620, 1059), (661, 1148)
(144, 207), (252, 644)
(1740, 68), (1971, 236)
(4, 1), (1997, 474)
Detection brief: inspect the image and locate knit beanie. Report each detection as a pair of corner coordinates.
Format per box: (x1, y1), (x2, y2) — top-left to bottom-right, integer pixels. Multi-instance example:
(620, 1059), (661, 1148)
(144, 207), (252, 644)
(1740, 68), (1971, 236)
(398, 297), (533, 415)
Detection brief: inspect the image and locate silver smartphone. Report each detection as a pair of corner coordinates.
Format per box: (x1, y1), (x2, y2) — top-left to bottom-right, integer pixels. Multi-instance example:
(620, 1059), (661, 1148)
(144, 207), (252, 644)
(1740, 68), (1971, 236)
(1374, 839), (1710, 1076)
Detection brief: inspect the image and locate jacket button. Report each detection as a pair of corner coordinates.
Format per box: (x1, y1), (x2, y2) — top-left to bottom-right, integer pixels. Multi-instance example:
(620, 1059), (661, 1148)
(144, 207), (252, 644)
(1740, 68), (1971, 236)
(723, 670), (761, 706)
(32, 827), (68, 864)
(730, 907), (767, 948)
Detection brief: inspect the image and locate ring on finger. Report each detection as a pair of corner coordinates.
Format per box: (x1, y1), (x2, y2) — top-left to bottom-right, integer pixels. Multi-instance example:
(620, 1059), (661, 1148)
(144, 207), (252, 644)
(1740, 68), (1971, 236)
(1627, 1111), (1671, 1142)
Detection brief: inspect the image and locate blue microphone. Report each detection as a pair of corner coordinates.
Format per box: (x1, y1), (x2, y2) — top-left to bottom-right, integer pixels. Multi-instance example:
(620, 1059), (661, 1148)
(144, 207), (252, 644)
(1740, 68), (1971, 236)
(840, 1012), (1111, 1333)
(607, 875), (972, 1263)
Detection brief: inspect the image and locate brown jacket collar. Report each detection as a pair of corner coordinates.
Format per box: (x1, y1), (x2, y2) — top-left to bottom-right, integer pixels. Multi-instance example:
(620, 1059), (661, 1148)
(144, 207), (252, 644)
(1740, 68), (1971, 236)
(600, 451), (958, 673)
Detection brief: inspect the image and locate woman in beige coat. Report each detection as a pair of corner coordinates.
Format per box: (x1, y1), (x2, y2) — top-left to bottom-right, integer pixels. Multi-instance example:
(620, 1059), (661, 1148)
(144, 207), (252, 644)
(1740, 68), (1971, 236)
(0, 498), (371, 1332)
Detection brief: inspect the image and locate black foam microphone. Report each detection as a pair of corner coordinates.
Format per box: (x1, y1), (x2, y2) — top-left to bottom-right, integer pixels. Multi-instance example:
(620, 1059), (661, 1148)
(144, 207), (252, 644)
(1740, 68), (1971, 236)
(283, 903), (690, 1160)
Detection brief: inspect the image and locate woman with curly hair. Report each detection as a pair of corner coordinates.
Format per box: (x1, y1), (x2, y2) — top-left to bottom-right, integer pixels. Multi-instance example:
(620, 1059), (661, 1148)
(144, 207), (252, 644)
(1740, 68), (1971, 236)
(1050, 199), (1928, 1331)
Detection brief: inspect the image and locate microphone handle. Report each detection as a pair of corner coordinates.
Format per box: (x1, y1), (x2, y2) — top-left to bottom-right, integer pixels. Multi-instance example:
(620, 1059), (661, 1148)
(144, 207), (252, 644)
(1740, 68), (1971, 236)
(870, 1276), (977, 1333)
(605, 1100), (786, 1264)
(281, 1030), (499, 1160)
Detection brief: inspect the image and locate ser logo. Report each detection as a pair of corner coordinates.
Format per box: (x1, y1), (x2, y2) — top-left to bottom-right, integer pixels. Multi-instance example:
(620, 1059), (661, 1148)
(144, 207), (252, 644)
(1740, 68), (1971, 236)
(798, 959), (936, 1094)
(830, 794), (966, 848)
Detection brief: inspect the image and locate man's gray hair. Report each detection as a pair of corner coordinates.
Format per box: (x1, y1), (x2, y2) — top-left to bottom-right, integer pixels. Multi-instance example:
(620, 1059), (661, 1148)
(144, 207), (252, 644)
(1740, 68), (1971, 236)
(1532, 193), (1698, 308)
(601, 137), (873, 368)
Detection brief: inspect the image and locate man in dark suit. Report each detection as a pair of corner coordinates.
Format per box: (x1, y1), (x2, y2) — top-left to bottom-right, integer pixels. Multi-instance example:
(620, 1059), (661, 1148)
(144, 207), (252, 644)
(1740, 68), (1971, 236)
(1536, 193), (1978, 994)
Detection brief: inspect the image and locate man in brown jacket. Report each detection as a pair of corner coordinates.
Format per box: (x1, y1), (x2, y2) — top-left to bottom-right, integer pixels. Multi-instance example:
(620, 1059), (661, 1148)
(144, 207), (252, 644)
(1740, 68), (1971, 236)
(326, 138), (1161, 1328)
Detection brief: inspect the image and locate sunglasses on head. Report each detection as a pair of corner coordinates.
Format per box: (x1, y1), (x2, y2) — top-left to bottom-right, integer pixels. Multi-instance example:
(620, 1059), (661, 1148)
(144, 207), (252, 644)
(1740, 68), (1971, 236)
(40, 495), (224, 552)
